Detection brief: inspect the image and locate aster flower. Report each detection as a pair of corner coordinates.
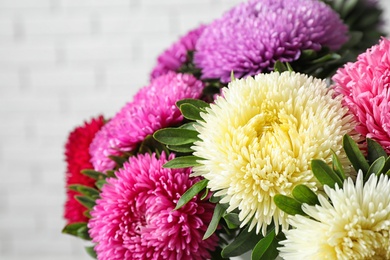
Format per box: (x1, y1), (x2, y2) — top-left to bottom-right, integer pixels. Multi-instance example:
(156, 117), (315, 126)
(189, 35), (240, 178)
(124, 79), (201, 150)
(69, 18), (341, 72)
(333, 38), (390, 153)
(88, 152), (218, 260)
(194, 0), (348, 83)
(279, 172), (390, 259)
(150, 25), (206, 79)
(64, 115), (105, 224)
(191, 71), (357, 235)
(89, 72), (204, 172)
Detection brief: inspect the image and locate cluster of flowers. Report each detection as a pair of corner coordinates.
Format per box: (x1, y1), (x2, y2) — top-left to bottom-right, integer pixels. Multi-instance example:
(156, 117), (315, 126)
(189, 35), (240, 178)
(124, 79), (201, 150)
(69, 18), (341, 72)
(62, 0), (389, 259)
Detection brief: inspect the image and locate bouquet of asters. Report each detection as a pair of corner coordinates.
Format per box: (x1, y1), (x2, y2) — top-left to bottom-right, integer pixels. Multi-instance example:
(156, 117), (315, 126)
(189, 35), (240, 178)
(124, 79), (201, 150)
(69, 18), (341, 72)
(62, 0), (389, 259)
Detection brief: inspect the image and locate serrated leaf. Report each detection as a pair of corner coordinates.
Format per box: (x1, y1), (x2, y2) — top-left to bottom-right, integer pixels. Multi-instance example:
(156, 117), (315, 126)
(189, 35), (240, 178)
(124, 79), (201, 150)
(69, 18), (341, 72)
(153, 128), (199, 146)
(223, 213), (241, 229)
(367, 138), (387, 164)
(75, 195), (96, 209)
(274, 194), (306, 216)
(62, 222), (87, 237)
(311, 159), (343, 188)
(85, 246), (97, 259)
(175, 179), (208, 210)
(221, 225), (264, 258)
(367, 156), (385, 180)
(68, 184), (100, 199)
(179, 103), (204, 121)
(163, 155), (202, 168)
(251, 229), (277, 260)
(204, 203), (227, 240)
(176, 98), (209, 110)
(292, 185), (319, 205)
(81, 169), (107, 180)
(331, 150), (346, 180)
(343, 135), (369, 173)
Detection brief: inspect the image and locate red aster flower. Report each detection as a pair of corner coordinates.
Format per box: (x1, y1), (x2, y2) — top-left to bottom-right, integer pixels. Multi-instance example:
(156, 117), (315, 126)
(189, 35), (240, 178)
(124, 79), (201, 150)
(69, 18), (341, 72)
(64, 115), (105, 224)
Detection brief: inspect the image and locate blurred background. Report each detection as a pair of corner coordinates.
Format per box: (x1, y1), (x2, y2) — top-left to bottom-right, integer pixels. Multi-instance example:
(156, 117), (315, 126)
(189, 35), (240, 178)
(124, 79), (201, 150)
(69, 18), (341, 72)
(0, 0), (389, 259)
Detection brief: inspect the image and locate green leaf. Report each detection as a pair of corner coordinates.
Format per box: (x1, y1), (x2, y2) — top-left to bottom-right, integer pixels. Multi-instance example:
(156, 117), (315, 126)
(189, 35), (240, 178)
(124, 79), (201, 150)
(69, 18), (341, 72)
(76, 224), (91, 240)
(68, 184), (100, 199)
(200, 188), (210, 200)
(153, 128), (199, 146)
(223, 213), (241, 229)
(274, 194), (306, 216)
(106, 170), (116, 178)
(251, 229), (278, 260)
(204, 203), (227, 239)
(274, 61), (288, 73)
(367, 138), (388, 164)
(367, 156), (386, 180)
(175, 179), (208, 210)
(85, 246), (97, 259)
(221, 225), (264, 258)
(382, 157), (390, 174)
(81, 169), (107, 180)
(331, 150), (346, 180)
(75, 195), (96, 209)
(62, 222), (87, 237)
(343, 134), (369, 173)
(166, 143), (194, 153)
(179, 103), (204, 121)
(292, 185), (319, 205)
(108, 155), (128, 167)
(179, 122), (197, 131)
(163, 155), (202, 168)
(176, 98), (209, 110)
(95, 179), (107, 190)
(138, 134), (169, 156)
(311, 159), (343, 188)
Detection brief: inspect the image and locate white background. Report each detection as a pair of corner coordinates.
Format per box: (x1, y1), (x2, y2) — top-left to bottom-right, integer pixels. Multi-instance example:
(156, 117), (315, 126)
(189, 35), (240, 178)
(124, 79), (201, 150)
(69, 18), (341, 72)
(0, 0), (389, 259)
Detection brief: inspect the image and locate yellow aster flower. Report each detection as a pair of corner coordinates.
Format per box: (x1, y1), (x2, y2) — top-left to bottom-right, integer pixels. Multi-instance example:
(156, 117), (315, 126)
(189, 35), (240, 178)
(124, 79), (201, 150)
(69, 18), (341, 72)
(191, 71), (357, 235)
(279, 172), (390, 260)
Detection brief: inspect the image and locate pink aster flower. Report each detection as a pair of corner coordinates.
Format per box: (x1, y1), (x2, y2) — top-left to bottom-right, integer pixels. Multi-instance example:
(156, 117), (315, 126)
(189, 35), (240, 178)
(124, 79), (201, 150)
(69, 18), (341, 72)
(151, 24), (206, 79)
(89, 72), (204, 172)
(194, 0), (348, 83)
(64, 115), (105, 224)
(333, 37), (390, 153)
(88, 152), (218, 260)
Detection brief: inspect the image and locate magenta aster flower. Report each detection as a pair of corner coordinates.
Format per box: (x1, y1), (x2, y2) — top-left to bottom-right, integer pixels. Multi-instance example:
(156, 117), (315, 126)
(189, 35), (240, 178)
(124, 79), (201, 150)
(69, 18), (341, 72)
(151, 25), (206, 79)
(89, 72), (204, 172)
(194, 0), (349, 83)
(88, 153), (218, 260)
(333, 38), (390, 153)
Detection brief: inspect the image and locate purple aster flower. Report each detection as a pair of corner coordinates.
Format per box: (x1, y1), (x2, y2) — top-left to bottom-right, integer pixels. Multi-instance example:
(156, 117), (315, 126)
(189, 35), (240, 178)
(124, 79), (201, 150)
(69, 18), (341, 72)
(194, 0), (349, 83)
(88, 152), (218, 260)
(150, 25), (206, 79)
(89, 72), (204, 172)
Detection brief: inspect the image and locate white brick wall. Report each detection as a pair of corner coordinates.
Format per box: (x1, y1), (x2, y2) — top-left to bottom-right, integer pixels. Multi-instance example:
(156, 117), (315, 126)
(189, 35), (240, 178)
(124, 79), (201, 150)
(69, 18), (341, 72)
(0, 0), (389, 259)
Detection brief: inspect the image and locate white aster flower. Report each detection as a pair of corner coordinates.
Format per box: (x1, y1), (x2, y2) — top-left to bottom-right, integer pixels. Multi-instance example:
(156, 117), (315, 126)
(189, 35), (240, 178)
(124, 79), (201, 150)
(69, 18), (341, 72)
(192, 71), (357, 235)
(279, 172), (390, 260)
